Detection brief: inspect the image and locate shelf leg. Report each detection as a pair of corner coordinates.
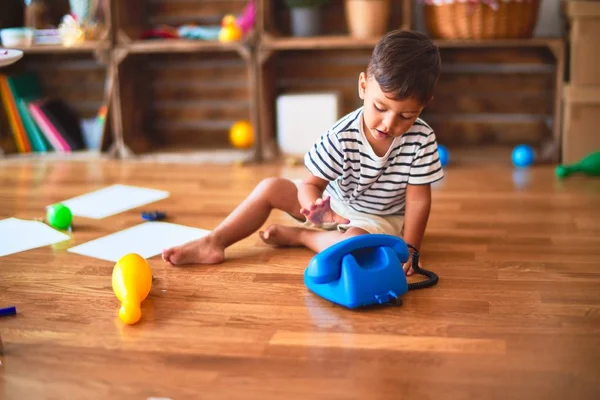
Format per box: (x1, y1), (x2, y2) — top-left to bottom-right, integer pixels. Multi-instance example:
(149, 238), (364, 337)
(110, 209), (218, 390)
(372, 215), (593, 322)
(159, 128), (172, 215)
(258, 47), (274, 65)
(108, 58), (128, 159)
(548, 40), (566, 163)
(256, 50), (279, 161)
(402, 0), (412, 31)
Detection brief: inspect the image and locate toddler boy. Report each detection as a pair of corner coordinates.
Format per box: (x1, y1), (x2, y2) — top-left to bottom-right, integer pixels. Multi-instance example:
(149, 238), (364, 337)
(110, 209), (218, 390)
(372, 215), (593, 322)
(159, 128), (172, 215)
(162, 30), (443, 275)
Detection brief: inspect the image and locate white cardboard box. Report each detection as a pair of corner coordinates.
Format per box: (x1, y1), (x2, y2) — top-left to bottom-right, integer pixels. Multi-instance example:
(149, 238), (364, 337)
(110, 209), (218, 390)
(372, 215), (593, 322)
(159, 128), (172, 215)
(567, 1), (600, 85)
(276, 92), (341, 157)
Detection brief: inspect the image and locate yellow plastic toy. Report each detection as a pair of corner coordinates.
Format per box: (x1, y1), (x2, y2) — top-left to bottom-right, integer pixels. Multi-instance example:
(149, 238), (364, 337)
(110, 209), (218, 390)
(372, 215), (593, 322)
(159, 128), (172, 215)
(229, 120), (254, 149)
(111, 253), (153, 325)
(218, 14), (243, 42)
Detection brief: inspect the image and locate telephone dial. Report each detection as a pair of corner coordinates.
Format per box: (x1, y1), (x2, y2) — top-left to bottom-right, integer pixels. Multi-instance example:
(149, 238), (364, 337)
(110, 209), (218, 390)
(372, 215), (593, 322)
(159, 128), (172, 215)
(304, 234), (439, 309)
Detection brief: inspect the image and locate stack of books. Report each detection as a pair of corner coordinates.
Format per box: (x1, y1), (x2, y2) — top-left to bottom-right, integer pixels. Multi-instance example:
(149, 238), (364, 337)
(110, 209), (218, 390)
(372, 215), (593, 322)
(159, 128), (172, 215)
(0, 71), (88, 154)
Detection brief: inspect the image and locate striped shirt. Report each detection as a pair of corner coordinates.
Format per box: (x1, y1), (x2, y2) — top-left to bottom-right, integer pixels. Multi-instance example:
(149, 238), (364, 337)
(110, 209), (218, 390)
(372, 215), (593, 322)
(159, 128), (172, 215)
(304, 107), (444, 216)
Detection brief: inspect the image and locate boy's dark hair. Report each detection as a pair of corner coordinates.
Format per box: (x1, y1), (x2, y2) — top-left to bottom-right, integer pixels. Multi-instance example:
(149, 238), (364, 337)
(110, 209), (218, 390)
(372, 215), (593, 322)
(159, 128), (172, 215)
(367, 30), (441, 105)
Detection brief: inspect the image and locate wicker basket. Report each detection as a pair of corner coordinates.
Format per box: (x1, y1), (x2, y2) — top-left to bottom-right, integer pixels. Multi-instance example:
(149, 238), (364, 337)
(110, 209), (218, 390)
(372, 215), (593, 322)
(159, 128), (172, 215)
(423, 0), (541, 40)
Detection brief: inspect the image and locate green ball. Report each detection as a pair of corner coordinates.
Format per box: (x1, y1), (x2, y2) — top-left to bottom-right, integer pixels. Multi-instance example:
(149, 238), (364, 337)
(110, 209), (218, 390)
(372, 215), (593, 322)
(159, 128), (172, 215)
(555, 165), (567, 179)
(47, 203), (73, 230)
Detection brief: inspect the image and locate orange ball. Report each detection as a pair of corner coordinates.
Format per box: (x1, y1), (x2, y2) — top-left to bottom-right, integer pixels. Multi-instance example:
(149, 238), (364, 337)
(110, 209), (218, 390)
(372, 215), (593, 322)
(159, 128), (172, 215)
(229, 120), (254, 149)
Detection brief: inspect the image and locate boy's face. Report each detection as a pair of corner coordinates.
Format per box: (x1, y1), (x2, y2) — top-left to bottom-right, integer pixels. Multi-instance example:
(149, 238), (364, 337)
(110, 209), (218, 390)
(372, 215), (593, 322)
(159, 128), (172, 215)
(358, 72), (427, 143)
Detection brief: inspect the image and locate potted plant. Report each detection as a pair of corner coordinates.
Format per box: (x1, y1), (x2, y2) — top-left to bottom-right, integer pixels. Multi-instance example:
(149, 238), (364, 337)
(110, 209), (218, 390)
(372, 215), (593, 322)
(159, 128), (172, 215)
(345, 0), (391, 38)
(284, 0), (329, 37)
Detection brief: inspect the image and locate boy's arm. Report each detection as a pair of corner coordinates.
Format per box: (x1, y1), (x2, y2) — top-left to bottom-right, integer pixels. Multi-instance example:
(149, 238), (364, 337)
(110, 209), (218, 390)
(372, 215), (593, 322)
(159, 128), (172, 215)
(402, 183), (432, 273)
(297, 175), (350, 225)
(298, 175), (328, 209)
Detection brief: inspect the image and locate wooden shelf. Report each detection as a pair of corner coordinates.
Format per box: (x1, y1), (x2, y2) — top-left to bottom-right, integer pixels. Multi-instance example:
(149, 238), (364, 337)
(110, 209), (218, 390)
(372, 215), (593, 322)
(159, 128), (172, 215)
(4, 36), (561, 56)
(0, 0), (567, 163)
(260, 34), (564, 52)
(121, 39), (249, 55)
(260, 34), (379, 50)
(124, 146), (255, 164)
(434, 37), (564, 50)
(0, 40), (111, 54)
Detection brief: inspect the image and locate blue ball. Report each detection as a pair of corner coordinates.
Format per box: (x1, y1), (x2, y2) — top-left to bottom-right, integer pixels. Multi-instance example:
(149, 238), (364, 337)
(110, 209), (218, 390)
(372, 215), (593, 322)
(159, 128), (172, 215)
(438, 145), (449, 167)
(511, 145), (535, 168)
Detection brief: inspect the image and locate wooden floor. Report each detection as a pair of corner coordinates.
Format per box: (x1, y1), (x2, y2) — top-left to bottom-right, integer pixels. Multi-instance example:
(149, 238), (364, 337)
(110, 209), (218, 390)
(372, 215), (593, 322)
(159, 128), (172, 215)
(1, 155), (599, 399)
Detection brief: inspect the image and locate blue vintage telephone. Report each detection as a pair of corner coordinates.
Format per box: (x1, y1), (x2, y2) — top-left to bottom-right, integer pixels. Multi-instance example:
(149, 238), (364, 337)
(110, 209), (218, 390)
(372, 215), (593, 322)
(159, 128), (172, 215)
(304, 234), (439, 309)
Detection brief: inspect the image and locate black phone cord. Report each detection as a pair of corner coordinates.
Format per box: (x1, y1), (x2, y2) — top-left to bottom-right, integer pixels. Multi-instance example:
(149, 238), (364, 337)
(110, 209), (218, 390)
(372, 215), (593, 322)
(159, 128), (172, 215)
(406, 244), (439, 291)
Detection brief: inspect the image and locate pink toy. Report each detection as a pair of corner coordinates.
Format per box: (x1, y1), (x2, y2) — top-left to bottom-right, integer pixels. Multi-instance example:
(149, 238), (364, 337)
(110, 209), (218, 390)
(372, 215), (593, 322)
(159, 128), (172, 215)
(237, 0), (255, 34)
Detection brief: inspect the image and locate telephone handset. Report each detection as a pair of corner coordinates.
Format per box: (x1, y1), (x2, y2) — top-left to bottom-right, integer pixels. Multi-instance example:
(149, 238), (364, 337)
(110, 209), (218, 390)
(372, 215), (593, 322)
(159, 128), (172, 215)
(304, 234), (439, 309)
(306, 234), (410, 284)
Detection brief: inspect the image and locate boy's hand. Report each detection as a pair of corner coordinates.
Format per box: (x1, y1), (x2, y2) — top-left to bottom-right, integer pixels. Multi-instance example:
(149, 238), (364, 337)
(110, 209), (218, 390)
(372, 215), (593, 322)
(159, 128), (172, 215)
(300, 196), (350, 226)
(403, 250), (419, 276)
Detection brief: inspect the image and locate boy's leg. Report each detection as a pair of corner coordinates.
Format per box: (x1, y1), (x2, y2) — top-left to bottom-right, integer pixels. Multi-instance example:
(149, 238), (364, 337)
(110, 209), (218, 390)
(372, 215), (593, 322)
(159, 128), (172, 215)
(163, 178), (305, 265)
(260, 225), (369, 253)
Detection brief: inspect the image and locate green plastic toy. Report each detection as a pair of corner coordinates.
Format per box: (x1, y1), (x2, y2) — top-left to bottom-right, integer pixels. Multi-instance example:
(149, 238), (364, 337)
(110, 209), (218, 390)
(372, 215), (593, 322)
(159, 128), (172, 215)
(46, 203), (72, 230)
(556, 151), (600, 179)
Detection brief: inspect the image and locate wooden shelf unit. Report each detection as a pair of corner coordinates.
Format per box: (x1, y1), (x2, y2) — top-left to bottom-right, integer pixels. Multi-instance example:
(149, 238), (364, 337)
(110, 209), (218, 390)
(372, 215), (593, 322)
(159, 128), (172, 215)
(120, 38), (252, 56)
(112, 49), (258, 160)
(256, 0), (565, 162)
(260, 0), (411, 39)
(0, 49), (115, 158)
(1, 0), (567, 163)
(260, 33), (380, 50)
(0, 40), (111, 54)
(0, 0), (114, 160)
(109, 0), (259, 162)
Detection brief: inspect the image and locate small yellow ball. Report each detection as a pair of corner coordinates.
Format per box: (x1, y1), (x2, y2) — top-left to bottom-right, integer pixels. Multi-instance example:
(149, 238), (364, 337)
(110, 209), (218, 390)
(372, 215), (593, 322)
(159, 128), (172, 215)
(229, 120), (254, 149)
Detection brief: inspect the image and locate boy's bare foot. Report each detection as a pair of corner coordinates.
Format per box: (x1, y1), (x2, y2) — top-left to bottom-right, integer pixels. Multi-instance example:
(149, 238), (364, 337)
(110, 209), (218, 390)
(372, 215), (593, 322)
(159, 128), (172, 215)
(162, 234), (224, 266)
(259, 224), (305, 247)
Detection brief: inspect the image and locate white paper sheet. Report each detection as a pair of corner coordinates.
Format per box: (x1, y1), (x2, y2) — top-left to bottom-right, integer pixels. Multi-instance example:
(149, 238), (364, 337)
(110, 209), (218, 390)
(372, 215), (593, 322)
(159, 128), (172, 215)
(0, 218), (71, 257)
(58, 184), (170, 219)
(67, 222), (210, 262)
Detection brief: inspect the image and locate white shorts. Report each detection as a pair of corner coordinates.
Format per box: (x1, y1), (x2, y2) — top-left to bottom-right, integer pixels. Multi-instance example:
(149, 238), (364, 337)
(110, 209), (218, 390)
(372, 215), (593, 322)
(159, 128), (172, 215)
(290, 179), (404, 236)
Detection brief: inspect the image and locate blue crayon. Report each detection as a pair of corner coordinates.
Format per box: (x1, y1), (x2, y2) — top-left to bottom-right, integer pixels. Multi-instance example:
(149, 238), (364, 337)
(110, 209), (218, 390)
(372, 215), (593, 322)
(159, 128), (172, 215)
(0, 306), (16, 317)
(141, 211), (167, 221)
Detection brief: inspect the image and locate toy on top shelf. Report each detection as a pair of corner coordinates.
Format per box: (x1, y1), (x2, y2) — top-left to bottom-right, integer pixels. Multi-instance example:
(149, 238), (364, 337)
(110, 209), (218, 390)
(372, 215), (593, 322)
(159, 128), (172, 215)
(555, 151), (600, 179)
(175, 26), (220, 41)
(219, 15), (243, 42)
(140, 0), (255, 42)
(237, 0), (256, 35)
(218, 0), (255, 41)
(22, 0), (109, 47)
(58, 14), (86, 47)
